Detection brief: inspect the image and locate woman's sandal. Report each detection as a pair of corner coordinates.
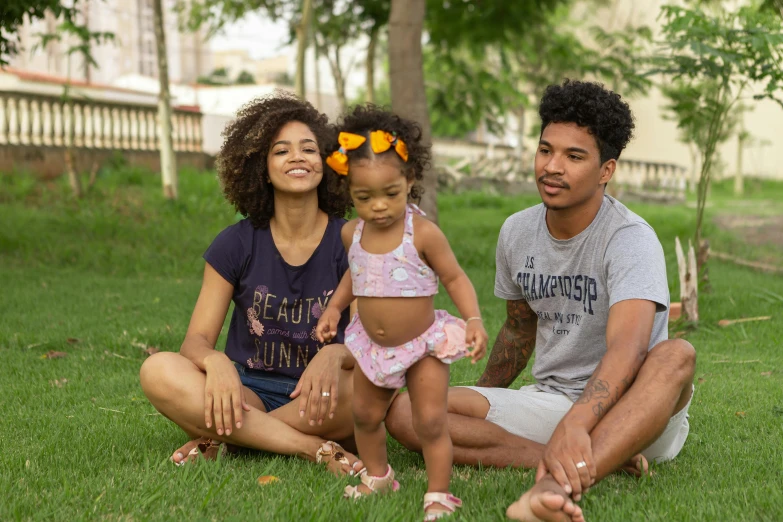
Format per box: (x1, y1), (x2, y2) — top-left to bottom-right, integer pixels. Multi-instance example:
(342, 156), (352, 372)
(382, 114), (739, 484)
(315, 441), (366, 477)
(171, 437), (226, 466)
(423, 492), (463, 521)
(343, 465), (401, 499)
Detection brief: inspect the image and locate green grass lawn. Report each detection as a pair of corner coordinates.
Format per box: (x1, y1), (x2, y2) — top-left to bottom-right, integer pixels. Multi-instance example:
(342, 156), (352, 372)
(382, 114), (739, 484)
(1, 169), (782, 521)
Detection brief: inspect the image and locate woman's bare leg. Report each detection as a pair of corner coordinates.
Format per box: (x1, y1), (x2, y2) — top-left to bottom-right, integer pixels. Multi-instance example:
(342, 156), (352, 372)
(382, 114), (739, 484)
(140, 352), (360, 473)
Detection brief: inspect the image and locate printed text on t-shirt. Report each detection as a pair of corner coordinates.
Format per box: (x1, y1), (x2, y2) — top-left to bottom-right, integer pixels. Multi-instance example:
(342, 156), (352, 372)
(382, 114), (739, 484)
(515, 271), (599, 315)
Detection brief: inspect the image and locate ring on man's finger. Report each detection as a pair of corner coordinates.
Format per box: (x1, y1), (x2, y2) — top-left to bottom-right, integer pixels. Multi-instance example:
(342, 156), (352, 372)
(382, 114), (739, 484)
(322, 392), (330, 397)
(576, 461), (587, 469)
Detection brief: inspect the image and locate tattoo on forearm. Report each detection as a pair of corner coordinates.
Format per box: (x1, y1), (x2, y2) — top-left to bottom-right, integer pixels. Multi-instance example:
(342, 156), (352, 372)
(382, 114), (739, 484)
(476, 300), (537, 388)
(575, 360), (640, 420)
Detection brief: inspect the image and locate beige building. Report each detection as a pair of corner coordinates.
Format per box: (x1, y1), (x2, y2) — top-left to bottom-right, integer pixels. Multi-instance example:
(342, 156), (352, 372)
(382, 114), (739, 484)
(7, 0), (212, 85)
(573, 0), (783, 180)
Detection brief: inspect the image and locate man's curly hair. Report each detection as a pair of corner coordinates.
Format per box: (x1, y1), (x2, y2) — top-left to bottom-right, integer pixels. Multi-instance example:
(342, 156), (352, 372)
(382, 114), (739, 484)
(539, 79), (635, 164)
(216, 91), (352, 228)
(330, 104), (431, 203)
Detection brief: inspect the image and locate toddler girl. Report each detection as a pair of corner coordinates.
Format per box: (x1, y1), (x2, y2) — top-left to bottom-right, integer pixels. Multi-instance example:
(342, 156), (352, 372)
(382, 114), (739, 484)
(316, 106), (488, 520)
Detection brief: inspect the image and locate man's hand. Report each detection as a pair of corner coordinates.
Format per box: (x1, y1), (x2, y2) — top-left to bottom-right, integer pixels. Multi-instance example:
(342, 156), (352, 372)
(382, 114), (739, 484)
(538, 423), (597, 501)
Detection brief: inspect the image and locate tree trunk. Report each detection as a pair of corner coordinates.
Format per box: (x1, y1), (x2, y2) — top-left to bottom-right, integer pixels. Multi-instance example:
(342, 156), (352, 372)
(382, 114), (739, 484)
(389, 0), (437, 221)
(366, 23), (379, 104)
(295, 0), (313, 99)
(313, 29), (323, 109)
(153, 0), (178, 199)
(64, 100), (83, 199)
(64, 54), (82, 198)
(330, 48), (347, 113)
(734, 118), (745, 196)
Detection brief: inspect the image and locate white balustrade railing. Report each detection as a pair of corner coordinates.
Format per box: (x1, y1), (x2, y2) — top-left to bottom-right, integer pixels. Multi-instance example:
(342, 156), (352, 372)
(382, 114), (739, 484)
(0, 91), (202, 153)
(614, 158), (688, 197)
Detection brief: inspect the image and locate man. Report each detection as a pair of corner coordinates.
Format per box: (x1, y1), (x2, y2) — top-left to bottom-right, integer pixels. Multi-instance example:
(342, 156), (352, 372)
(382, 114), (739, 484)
(386, 80), (695, 522)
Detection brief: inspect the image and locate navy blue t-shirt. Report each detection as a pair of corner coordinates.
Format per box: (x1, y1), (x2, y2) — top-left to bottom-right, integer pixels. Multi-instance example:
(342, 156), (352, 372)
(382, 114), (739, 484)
(204, 217), (350, 379)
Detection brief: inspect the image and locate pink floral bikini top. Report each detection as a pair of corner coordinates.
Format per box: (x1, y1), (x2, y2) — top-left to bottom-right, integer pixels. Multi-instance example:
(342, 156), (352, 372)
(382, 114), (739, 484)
(349, 204), (439, 298)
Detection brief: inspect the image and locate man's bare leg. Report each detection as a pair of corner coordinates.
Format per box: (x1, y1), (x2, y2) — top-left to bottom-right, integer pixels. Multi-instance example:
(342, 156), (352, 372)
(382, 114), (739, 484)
(140, 352), (362, 474)
(507, 339), (696, 521)
(387, 387), (544, 468)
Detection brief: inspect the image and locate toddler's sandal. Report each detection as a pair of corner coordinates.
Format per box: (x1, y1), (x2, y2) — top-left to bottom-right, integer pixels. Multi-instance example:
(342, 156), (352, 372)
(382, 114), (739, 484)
(423, 492), (462, 520)
(344, 465), (401, 499)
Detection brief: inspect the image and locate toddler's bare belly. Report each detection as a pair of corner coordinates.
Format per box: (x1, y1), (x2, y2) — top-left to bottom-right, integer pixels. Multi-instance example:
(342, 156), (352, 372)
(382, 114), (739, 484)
(357, 297), (436, 347)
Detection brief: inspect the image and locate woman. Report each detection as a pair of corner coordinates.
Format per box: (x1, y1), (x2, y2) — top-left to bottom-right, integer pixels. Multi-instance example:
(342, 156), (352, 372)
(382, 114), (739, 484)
(140, 92), (363, 475)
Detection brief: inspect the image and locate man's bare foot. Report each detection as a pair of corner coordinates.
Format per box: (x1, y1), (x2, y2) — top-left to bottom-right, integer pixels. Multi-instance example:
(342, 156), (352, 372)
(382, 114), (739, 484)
(619, 454), (650, 477)
(506, 475), (585, 522)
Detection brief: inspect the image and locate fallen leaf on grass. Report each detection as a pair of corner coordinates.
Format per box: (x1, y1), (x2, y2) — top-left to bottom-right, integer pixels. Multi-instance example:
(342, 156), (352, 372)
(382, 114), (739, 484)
(761, 371), (773, 377)
(50, 378), (68, 388)
(143, 346), (160, 356)
(674, 331), (688, 338)
(104, 350), (128, 359)
(257, 475), (279, 485)
(66, 338), (79, 344)
(697, 377), (706, 384)
(42, 351), (67, 359)
(25, 460), (30, 469)
(735, 411), (746, 418)
(717, 316), (771, 327)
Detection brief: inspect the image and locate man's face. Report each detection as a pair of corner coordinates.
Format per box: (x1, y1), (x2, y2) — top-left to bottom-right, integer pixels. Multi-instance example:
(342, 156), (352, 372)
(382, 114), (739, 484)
(534, 122), (615, 211)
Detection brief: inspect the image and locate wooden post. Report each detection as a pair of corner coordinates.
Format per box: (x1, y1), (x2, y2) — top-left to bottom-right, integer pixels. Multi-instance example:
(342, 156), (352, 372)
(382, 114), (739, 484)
(675, 237), (699, 322)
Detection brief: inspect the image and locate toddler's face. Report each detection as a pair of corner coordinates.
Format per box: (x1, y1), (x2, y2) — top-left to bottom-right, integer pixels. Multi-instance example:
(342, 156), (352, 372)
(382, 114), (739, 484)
(349, 156), (412, 228)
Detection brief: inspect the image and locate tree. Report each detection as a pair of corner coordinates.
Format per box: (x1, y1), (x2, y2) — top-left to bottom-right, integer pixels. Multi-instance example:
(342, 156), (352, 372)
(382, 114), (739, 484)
(651, 4), (783, 320)
(311, 0), (359, 112)
(36, 3), (115, 198)
(236, 70), (256, 84)
(0, 0), (63, 65)
(153, 0), (178, 200)
(389, 0), (438, 220)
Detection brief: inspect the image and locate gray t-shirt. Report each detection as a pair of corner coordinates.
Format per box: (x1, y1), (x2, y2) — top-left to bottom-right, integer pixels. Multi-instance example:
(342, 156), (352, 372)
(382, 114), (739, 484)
(495, 195), (669, 401)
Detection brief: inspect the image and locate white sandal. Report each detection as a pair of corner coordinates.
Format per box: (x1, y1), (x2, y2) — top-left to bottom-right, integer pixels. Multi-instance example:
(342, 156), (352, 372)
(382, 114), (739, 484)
(423, 492), (463, 520)
(344, 465), (401, 499)
(315, 441), (365, 476)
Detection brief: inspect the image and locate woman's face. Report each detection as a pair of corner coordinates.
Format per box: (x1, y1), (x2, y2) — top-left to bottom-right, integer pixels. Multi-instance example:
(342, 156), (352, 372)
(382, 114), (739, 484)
(266, 121), (324, 195)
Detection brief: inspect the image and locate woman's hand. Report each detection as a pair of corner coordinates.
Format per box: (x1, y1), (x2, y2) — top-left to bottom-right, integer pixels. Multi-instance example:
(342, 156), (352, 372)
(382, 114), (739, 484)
(315, 307), (343, 343)
(203, 352), (251, 436)
(290, 343), (346, 426)
(466, 320), (489, 363)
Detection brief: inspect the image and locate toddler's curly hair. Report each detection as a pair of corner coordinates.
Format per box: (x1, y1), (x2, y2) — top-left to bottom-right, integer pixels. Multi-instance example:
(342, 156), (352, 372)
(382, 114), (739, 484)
(330, 104), (431, 203)
(539, 79), (635, 164)
(216, 91), (352, 228)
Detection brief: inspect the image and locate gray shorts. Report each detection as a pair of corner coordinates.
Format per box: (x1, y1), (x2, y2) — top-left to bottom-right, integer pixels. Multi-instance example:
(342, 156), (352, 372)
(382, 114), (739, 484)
(463, 384), (693, 463)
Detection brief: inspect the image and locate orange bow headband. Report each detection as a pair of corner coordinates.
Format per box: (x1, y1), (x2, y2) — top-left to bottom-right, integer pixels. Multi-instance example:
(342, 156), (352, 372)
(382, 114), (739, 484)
(326, 130), (409, 176)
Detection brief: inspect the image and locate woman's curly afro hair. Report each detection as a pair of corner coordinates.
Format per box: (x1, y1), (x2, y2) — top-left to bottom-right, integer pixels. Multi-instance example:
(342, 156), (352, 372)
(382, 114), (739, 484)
(539, 79), (635, 164)
(216, 90), (352, 229)
(329, 104), (431, 203)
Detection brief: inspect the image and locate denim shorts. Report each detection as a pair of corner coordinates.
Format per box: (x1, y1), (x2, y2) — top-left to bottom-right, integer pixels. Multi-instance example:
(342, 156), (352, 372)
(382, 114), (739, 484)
(234, 363), (298, 412)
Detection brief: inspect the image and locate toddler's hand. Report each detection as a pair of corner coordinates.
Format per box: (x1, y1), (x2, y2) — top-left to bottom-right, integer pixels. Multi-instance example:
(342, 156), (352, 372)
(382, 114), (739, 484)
(316, 308), (342, 343)
(465, 320), (488, 363)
